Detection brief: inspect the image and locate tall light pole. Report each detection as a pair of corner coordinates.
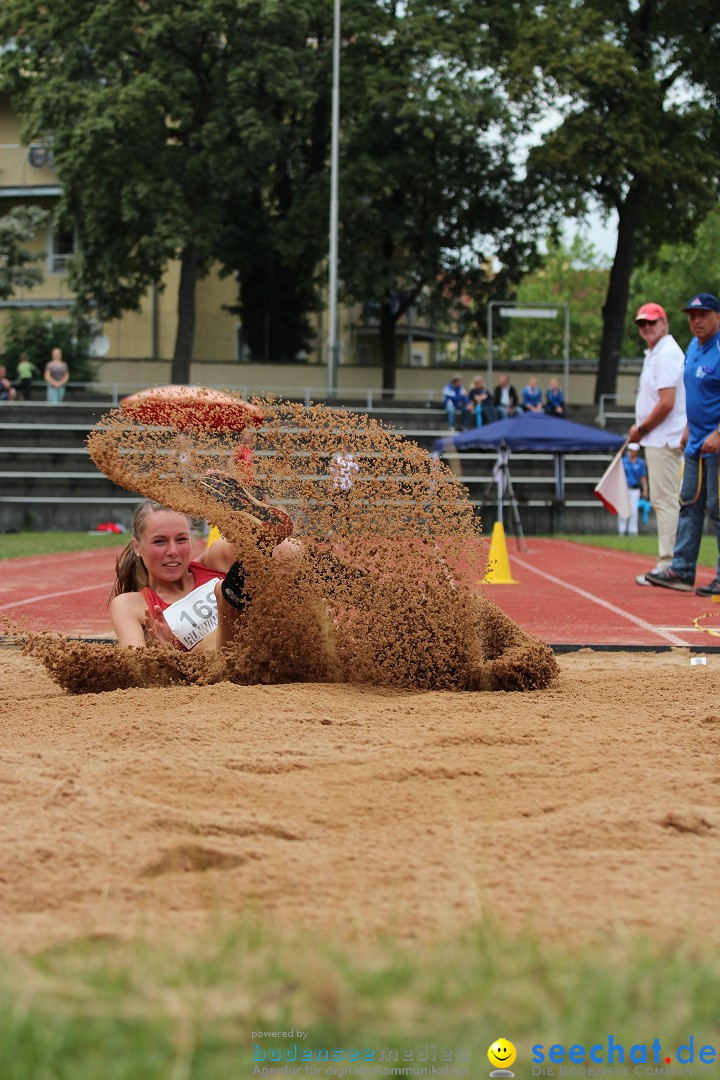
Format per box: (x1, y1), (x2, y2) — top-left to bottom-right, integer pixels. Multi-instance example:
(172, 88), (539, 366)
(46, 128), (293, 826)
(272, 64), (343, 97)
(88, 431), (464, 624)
(327, 0), (341, 393)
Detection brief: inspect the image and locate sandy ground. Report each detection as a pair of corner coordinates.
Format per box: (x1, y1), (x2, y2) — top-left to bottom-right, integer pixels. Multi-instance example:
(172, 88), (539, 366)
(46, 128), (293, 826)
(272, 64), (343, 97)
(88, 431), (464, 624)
(2, 645), (719, 953)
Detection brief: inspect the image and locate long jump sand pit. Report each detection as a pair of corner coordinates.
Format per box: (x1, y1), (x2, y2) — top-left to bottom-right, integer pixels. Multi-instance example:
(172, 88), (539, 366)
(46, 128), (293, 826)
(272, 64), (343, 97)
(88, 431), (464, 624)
(2, 645), (719, 954)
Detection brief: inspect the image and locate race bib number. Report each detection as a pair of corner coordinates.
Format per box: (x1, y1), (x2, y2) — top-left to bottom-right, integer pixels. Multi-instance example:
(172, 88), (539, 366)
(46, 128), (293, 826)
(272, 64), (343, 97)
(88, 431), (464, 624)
(162, 582), (219, 650)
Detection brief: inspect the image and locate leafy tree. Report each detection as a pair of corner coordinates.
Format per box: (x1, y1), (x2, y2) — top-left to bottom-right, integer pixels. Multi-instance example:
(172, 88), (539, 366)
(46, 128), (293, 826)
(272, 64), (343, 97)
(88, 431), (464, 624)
(500, 0), (720, 402)
(216, 4), (335, 362)
(496, 234), (610, 361)
(0, 0), (543, 388)
(625, 208), (720, 356)
(0, 1), (258, 383)
(337, 0), (542, 391)
(0, 206), (48, 299)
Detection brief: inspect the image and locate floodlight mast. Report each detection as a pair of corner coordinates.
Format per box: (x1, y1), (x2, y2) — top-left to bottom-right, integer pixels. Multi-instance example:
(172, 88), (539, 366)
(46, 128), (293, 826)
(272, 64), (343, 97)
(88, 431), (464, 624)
(327, 0), (341, 393)
(486, 301), (570, 400)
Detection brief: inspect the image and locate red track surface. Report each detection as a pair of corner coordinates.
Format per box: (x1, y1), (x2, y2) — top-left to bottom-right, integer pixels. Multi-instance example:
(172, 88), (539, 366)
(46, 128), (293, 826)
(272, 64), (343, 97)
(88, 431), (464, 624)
(1, 537), (719, 647)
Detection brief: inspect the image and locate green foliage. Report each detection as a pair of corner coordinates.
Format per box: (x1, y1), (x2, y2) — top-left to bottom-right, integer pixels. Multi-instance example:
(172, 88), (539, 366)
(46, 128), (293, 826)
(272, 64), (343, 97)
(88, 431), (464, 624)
(499, 0), (720, 399)
(1, 311), (95, 384)
(492, 235), (611, 361)
(0, 1), (261, 377)
(625, 208), (720, 354)
(0, 0), (542, 382)
(0, 206), (48, 299)
(335, 0), (544, 387)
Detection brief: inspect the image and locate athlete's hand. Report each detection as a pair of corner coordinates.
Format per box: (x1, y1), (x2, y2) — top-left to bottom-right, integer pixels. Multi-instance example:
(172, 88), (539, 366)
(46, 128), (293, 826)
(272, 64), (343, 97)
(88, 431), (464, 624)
(143, 605), (175, 646)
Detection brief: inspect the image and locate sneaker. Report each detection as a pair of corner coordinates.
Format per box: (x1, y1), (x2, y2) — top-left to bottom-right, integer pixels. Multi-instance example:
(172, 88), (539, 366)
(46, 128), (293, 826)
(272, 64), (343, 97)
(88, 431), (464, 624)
(645, 568), (694, 592)
(696, 580), (720, 597)
(200, 473), (293, 539)
(635, 573), (651, 586)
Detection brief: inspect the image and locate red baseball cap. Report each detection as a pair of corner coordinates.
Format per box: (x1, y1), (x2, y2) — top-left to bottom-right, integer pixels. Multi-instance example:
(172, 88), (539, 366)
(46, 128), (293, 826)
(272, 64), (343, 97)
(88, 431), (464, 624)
(635, 303), (666, 322)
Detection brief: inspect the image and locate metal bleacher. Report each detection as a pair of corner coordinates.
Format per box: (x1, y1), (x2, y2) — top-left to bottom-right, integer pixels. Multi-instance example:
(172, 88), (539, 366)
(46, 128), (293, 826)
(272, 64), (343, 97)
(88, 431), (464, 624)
(0, 390), (623, 534)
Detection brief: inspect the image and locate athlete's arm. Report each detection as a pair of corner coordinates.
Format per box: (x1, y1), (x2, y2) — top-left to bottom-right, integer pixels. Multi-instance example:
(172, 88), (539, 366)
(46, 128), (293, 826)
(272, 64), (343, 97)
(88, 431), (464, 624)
(110, 592), (150, 648)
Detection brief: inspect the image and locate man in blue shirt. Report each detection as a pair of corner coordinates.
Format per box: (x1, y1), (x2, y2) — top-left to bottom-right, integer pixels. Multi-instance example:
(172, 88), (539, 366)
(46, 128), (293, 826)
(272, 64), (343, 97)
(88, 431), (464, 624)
(521, 376), (543, 412)
(544, 377), (566, 417)
(442, 374), (470, 431)
(646, 293), (720, 594)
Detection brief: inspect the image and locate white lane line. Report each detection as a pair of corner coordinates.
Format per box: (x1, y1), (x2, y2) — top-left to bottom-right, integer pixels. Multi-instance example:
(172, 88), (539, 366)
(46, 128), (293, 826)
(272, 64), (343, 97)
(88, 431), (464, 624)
(510, 555), (692, 647)
(0, 583), (107, 611)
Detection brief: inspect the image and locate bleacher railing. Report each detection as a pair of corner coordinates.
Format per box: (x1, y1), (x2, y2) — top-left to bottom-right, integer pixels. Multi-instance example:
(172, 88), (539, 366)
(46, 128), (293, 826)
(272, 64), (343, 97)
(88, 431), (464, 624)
(596, 393), (635, 427)
(7, 382), (445, 410)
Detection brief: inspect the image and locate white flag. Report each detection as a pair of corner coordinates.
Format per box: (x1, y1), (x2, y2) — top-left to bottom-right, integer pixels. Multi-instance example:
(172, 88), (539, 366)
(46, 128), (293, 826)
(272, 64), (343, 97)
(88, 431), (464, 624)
(594, 446), (631, 518)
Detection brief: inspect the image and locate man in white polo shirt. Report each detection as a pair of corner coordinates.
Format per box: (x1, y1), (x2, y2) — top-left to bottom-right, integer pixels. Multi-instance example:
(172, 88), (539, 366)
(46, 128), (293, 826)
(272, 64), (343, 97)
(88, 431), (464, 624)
(627, 302), (686, 585)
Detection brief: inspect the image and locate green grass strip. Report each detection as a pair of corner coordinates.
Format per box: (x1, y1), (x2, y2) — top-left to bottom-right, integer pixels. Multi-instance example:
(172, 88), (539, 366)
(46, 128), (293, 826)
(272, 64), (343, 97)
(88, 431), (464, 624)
(1, 923), (719, 1077)
(560, 534), (718, 568)
(0, 531), (127, 559)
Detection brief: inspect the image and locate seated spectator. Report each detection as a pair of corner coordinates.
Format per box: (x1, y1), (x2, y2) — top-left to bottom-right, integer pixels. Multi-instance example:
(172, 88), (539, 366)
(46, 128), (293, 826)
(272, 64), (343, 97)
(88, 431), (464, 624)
(618, 443), (648, 537)
(545, 377), (566, 417)
(442, 374), (470, 432)
(521, 376), (543, 413)
(466, 376), (494, 427)
(0, 365), (16, 401)
(493, 374), (519, 418)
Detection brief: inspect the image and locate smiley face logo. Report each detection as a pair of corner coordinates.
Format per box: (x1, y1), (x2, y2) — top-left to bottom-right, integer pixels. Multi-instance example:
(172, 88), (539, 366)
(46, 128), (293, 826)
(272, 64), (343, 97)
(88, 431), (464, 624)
(488, 1038), (517, 1075)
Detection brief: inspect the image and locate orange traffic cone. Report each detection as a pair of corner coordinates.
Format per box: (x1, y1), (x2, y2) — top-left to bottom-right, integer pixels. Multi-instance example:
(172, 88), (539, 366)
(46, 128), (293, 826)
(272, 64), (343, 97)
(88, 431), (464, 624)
(483, 521), (519, 584)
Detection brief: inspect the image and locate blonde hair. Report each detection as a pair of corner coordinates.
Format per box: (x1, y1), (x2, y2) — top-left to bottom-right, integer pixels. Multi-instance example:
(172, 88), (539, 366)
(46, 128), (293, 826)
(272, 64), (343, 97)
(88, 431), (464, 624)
(108, 500), (191, 601)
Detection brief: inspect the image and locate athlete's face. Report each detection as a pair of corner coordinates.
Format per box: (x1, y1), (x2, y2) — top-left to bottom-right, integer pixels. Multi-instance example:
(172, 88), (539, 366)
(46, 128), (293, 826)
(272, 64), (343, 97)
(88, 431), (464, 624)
(135, 510), (193, 583)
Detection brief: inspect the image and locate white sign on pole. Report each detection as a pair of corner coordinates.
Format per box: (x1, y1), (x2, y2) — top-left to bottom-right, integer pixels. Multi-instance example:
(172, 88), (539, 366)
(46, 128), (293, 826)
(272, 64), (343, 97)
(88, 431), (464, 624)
(499, 307), (559, 319)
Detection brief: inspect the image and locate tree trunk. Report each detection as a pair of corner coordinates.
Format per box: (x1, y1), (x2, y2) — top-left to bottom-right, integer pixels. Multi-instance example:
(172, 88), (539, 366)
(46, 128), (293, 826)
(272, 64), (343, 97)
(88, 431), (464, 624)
(594, 186), (644, 404)
(171, 244), (199, 385)
(380, 301), (398, 392)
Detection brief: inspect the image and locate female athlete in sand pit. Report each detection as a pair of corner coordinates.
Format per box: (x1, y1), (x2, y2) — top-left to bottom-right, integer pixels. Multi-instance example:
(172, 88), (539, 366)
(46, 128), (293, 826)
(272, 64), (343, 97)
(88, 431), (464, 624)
(109, 499), (296, 652)
(83, 396), (560, 691)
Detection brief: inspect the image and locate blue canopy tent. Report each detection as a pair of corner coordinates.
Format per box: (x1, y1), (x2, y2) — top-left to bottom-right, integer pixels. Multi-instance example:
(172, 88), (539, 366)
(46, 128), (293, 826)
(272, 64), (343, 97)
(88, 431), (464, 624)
(432, 412), (626, 539)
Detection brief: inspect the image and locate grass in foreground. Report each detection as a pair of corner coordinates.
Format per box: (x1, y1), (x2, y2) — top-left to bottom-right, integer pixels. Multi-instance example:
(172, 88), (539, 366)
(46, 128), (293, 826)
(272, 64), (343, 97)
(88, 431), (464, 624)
(1, 921), (719, 1078)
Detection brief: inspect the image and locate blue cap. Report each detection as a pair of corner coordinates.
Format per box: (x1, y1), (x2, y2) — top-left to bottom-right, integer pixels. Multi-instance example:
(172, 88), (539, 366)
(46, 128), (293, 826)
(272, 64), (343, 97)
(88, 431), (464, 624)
(682, 293), (720, 313)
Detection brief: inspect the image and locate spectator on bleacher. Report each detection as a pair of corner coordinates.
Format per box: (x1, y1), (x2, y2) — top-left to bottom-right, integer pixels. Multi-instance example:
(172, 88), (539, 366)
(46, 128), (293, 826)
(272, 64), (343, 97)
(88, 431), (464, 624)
(16, 353), (37, 400)
(467, 376), (493, 427)
(544, 377), (566, 417)
(442, 374), (470, 432)
(493, 374), (519, 418)
(44, 347), (69, 402)
(618, 443), (648, 536)
(521, 376), (543, 413)
(0, 365), (17, 401)
(626, 301), (686, 587)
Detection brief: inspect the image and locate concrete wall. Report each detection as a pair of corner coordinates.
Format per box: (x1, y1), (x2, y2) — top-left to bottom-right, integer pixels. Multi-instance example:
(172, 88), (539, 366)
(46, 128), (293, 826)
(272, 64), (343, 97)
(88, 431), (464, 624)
(93, 357), (641, 407)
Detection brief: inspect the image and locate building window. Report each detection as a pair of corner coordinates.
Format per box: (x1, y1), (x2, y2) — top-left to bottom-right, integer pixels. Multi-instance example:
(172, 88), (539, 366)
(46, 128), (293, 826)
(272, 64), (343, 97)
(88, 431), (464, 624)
(48, 228), (75, 274)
